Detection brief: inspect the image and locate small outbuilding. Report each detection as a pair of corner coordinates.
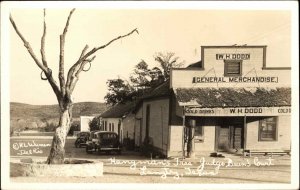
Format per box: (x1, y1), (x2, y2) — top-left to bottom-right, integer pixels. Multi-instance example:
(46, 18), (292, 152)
(100, 102), (136, 147)
(80, 116), (95, 132)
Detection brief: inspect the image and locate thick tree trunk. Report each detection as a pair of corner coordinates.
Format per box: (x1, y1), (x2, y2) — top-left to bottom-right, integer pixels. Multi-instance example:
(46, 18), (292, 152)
(47, 107), (72, 164)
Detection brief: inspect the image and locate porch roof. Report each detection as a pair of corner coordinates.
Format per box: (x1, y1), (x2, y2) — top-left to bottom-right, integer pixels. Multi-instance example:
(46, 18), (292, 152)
(174, 87), (291, 107)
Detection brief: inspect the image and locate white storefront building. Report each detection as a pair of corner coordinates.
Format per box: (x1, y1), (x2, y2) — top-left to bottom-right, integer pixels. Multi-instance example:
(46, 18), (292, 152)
(135, 45), (291, 158)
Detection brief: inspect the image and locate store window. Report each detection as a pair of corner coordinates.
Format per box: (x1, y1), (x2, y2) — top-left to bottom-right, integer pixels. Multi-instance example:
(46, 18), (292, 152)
(259, 117), (278, 141)
(224, 60), (242, 76)
(194, 126), (204, 142)
(104, 121), (107, 131)
(109, 123), (112, 131)
(112, 123), (114, 132)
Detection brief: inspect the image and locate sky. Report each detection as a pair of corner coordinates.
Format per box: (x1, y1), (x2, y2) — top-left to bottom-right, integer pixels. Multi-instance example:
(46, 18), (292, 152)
(6, 3), (293, 105)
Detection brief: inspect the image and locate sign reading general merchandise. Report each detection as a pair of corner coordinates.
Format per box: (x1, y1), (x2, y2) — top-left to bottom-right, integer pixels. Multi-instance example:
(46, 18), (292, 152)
(192, 76), (278, 83)
(184, 107), (291, 116)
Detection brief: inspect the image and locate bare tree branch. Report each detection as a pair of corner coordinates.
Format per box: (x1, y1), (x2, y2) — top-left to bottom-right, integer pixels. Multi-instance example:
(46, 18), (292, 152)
(10, 14), (46, 72)
(63, 8), (75, 35)
(11, 9), (138, 164)
(79, 45), (89, 59)
(65, 44), (89, 96)
(44, 69), (63, 102)
(65, 28), (139, 96)
(66, 28), (139, 96)
(11, 9), (137, 109)
(59, 8), (75, 96)
(68, 56), (96, 94)
(40, 9), (48, 67)
(80, 28), (139, 62)
(10, 13), (61, 102)
(67, 44), (89, 81)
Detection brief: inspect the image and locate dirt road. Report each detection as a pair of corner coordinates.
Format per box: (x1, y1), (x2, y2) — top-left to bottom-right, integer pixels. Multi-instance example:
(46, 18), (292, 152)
(10, 138), (291, 184)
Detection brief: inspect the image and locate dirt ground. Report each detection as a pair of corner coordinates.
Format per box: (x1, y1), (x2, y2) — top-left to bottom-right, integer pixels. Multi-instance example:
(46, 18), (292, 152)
(10, 162), (291, 184)
(9, 138), (291, 185)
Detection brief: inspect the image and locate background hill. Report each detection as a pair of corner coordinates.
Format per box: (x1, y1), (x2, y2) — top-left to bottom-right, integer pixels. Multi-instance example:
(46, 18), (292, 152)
(11, 102), (107, 119)
(10, 102), (107, 133)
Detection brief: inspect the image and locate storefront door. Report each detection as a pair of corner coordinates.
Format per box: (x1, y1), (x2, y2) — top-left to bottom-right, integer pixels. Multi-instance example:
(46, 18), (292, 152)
(217, 118), (244, 151)
(231, 125), (243, 149)
(217, 126), (229, 151)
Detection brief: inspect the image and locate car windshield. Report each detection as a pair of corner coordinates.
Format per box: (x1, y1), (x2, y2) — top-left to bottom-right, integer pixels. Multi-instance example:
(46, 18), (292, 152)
(77, 132), (88, 138)
(99, 133), (117, 140)
(89, 131), (99, 139)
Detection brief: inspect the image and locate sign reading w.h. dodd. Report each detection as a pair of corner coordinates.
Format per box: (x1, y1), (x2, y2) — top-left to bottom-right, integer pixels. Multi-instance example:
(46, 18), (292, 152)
(216, 53), (250, 60)
(184, 107), (291, 116)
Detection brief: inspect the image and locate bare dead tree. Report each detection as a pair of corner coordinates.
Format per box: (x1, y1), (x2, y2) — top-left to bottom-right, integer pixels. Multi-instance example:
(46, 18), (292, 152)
(10, 9), (138, 164)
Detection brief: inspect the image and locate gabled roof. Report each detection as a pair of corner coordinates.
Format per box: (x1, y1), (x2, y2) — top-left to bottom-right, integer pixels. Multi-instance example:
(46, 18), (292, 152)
(186, 60), (203, 68)
(132, 60), (200, 102)
(141, 81), (170, 99)
(100, 101), (136, 118)
(133, 81), (170, 113)
(174, 87), (291, 107)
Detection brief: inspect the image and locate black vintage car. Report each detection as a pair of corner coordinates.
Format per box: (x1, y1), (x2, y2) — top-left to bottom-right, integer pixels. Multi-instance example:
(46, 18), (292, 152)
(85, 130), (100, 147)
(86, 131), (121, 154)
(74, 131), (90, 148)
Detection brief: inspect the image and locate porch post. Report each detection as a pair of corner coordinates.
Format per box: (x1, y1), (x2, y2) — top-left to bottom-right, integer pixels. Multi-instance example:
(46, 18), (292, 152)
(243, 115), (247, 150)
(187, 119), (196, 158)
(182, 108), (186, 158)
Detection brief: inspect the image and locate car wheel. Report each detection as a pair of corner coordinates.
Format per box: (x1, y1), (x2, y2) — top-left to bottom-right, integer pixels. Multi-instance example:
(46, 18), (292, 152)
(86, 147), (92, 154)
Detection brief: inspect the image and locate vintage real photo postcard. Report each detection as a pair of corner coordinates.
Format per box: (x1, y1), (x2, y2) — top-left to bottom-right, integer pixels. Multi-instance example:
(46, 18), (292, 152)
(1, 1), (299, 190)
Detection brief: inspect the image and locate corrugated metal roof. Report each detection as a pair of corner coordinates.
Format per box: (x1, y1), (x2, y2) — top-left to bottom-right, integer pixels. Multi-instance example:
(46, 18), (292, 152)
(174, 87), (291, 107)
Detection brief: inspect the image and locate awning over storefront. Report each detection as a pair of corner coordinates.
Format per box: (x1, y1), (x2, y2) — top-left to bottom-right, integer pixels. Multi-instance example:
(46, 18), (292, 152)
(174, 87), (291, 116)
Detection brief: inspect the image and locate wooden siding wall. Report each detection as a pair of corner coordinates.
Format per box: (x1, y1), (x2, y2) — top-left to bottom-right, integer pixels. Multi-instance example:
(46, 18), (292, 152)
(171, 69), (291, 89)
(122, 114), (135, 139)
(101, 118), (121, 134)
(169, 126), (183, 151)
(246, 116), (291, 150)
(203, 47), (265, 72)
(141, 99), (170, 154)
(171, 47), (290, 89)
(194, 118), (216, 152)
(169, 118), (217, 157)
